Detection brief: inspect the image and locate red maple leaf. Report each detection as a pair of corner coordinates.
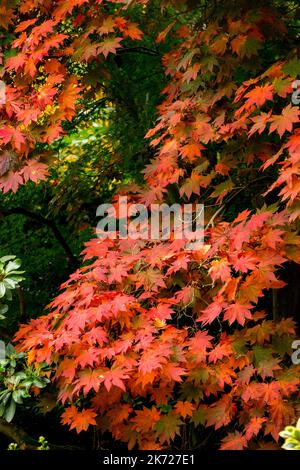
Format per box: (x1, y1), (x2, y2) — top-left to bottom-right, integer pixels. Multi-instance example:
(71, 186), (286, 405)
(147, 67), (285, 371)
(0, 126), (25, 151)
(244, 84), (273, 107)
(174, 401), (195, 418)
(223, 303), (253, 325)
(206, 396), (234, 429)
(131, 407), (161, 433)
(6, 52), (27, 72)
(188, 330), (213, 362)
(269, 104), (300, 137)
(220, 431), (247, 450)
(0, 170), (23, 193)
(98, 36), (122, 58)
(123, 22), (143, 40)
(245, 417), (266, 440)
(161, 363), (186, 382)
(75, 347), (100, 368)
(156, 21), (176, 43)
(237, 365), (255, 384)
(74, 368), (105, 395)
(208, 342), (232, 363)
(209, 258), (231, 282)
(21, 159), (49, 183)
(103, 367), (130, 392)
(199, 299), (226, 325)
(61, 406), (97, 433)
(180, 142), (204, 161)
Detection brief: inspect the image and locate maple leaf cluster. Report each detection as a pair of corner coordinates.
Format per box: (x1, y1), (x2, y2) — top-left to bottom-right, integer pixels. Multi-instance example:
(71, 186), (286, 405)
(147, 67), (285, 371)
(15, 210), (300, 446)
(4, 0), (300, 450)
(0, 0), (143, 192)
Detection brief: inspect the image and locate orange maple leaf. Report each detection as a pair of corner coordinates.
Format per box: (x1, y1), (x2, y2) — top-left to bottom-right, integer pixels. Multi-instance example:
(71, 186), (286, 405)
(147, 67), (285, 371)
(21, 159), (49, 183)
(180, 142), (204, 161)
(98, 36), (122, 58)
(244, 83), (273, 107)
(223, 302), (253, 325)
(269, 104), (300, 137)
(0, 170), (23, 193)
(245, 417), (266, 440)
(61, 406), (97, 433)
(174, 401), (195, 418)
(220, 431), (247, 450)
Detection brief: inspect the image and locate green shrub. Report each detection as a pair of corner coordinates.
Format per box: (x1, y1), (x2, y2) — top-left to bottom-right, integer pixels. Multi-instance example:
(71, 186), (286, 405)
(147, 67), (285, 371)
(280, 420), (300, 450)
(0, 255), (24, 320)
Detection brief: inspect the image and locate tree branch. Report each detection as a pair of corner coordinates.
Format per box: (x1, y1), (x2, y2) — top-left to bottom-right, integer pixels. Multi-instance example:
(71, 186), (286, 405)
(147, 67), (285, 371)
(117, 46), (160, 57)
(16, 286), (25, 318)
(0, 207), (78, 268)
(0, 418), (35, 449)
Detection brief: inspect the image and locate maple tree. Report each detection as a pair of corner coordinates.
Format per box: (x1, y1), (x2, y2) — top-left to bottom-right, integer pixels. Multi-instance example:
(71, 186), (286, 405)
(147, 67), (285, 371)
(0, 0), (300, 451)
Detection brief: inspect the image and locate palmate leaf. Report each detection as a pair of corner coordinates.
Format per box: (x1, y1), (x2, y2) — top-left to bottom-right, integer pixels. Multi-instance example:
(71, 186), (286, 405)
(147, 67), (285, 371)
(269, 105), (300, 138)
(154, 413), (183, 443)
(282, 59), (300, 77)
(98, 36), (123, 58)
(0, 171), (23, 193)
(61, 406), (97, 433)
(174, 401), (195, 418)
(220, 431), (247, 450)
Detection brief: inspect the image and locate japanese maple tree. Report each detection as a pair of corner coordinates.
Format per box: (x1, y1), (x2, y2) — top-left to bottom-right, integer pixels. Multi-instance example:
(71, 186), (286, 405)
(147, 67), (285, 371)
(0, 0), (299, 450)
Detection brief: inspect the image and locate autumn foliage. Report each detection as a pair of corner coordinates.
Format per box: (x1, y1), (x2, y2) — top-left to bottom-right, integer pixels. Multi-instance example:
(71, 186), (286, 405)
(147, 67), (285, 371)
(1, 0), (300, 450)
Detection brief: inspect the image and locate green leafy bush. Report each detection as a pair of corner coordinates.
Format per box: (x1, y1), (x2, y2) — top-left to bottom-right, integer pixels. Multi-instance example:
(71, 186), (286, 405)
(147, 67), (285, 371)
(7, 435), (50, 450)
(0, 258), (49, 424)
(0, 255), (24, 320)
(0, 344), (49, 422)
(280, 420), (300, 450)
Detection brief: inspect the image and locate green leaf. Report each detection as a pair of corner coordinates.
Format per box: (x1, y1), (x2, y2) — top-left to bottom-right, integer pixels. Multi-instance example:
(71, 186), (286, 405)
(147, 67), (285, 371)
(282, 59), (300, 77)
(6, 343), (16, 356)
(12, 390), (23, 405)
(33, 377), (49, 388)
(7, 275), (25, 282)
(5, 289), (12, 301)
(5, 259), (22, 273)
(0, 283), (6, 299)
(252, 345), (273, 365)
(4, 399), (16, 423)
(3, 278), (17, 289)
(0, 304), (8, 315)
(0, 255), (16, 264)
